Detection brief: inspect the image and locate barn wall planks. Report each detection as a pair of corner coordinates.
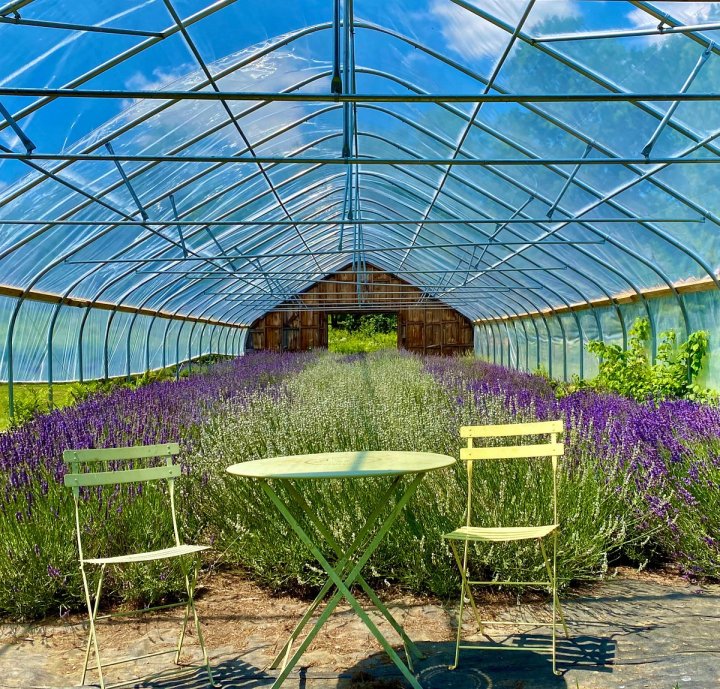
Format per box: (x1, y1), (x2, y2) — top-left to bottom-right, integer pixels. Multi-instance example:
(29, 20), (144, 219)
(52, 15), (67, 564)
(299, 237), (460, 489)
(398, 306), (474, 356)
(248, 265), (473, 355)
(249, 310), (328, 352)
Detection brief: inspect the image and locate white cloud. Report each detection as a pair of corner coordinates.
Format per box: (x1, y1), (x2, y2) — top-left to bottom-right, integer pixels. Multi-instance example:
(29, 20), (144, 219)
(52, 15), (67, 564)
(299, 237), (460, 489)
(430, 1), (508, 59)
(628, 2), (720, 28)
(124, 64), (196, 93)
(429, 0), (580, 59)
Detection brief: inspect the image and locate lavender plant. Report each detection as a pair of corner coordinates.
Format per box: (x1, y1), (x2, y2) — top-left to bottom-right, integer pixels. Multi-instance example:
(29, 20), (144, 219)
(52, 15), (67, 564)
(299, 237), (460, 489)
(191, 352), (649, 597)
(0, 352), (314, 619)
(431, 356), (720, 578)
(3, 349), (718, 620)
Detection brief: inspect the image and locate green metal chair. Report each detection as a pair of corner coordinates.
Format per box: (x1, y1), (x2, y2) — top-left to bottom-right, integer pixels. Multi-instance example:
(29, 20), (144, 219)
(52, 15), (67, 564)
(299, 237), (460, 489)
(443, 420), (569, 675)
(63, 443), (215, 689)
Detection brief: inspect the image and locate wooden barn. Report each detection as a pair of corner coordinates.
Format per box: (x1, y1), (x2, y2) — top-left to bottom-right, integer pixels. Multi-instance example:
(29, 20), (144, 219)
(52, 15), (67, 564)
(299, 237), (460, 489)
(248, 265), (473, 355)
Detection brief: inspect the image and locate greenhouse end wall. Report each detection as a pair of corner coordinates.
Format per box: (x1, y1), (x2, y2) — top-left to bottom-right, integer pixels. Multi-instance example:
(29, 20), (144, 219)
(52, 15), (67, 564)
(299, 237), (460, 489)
(473, 290), (720, 391)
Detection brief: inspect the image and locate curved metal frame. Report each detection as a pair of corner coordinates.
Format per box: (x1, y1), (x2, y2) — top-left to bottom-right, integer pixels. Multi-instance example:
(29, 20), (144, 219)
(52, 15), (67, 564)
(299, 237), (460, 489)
(1, 4), (719, 404)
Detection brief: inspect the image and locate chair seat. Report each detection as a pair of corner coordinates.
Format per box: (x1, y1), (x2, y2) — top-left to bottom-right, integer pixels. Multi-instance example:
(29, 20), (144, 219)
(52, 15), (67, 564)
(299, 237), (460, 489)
(83, 544), (209, 565)
(443, 524), (558, 542)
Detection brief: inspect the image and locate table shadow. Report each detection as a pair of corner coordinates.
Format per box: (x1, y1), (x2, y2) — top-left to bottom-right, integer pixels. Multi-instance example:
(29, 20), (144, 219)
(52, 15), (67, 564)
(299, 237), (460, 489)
(135, 633), (615, 688)
(340, 634), (616, 688)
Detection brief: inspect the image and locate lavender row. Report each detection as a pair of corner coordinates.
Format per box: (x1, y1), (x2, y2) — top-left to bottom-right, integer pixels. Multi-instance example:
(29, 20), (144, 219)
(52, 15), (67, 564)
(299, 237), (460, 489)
(425, 357), (720, 577)
(1, 352), (313, 498)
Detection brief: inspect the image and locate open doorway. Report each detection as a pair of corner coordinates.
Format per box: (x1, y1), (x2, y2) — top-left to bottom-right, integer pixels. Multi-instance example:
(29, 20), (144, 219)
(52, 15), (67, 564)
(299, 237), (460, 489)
(328, 313), (398, 353)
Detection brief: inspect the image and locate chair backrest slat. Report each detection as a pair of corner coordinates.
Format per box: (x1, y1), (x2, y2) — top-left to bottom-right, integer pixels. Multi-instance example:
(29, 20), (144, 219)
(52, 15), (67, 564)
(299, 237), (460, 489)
(63, 443), (180, 464)
(64, 443), (185, 560)
(460, 420), (563, 438)
(64, 464), (181, 488)
(461, 442), (564, 461)
(460, 419), (564, 532)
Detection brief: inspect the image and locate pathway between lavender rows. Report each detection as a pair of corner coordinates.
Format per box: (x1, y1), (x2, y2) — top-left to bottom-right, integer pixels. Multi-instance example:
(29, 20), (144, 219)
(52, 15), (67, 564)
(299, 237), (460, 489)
(1, 570), (717, 689)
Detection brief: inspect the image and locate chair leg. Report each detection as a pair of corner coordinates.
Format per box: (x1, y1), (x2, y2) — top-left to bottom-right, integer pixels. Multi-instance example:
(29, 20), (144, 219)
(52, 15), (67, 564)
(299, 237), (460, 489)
(449, 540), (483, 632)
(540, 535), (566, 676)
(448, 539), (472, 671)
(180, 560), (217, 687)
(80, 563), (106, 689)
(175, 597), (192, 664)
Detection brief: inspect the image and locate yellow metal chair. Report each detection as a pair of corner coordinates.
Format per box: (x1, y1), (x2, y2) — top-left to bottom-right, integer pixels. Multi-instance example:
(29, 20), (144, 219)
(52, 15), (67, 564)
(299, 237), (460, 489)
(443, 420), (568, 675)
(63, 443), (215, 689)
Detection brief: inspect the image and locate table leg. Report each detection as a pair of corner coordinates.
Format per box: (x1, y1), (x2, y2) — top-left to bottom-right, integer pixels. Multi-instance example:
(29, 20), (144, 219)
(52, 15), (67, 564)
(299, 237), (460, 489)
(269, 478), (405, 671)
(260, 476), (426, 689)
(283, 482), (425, 668)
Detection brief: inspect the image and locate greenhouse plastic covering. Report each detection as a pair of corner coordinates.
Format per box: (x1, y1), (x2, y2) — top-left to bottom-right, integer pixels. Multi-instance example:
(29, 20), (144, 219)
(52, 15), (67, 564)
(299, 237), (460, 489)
(1, 0), (720, 394)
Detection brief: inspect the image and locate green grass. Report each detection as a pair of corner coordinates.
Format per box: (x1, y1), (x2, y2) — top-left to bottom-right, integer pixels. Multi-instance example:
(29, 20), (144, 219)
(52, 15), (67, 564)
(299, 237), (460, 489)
(0, 383), (76, 431)
(328, 327), (397, 353)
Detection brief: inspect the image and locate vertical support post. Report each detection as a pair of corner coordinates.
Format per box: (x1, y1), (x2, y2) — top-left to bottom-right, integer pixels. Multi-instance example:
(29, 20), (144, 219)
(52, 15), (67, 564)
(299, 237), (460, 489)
(161, 318), (172, 371)
(239, 327), (249, 355)
(198, 323), (209, 364)
(125, 316), (135, 381)
(103, 314), (111, 381)
(46, 310), (54, 407)
(175, 320), (183, 381)
(556, 314), (568, 382)
(77, 307), (91, 384)
(187, 321), (199, 373)
(145, 317), (153, 373)
(511, 320), (521, 370)
(519, 318), (530, 372)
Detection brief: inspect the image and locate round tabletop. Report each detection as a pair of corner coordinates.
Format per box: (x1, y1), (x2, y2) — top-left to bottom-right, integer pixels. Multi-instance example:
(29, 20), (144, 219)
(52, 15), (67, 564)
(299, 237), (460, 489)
(226, 450), (455, 479)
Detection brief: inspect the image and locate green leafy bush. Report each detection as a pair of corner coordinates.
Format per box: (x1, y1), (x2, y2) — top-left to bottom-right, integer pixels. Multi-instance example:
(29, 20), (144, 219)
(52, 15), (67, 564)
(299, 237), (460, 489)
(584, 318), (713, 402)
(10, 386), (53, 427)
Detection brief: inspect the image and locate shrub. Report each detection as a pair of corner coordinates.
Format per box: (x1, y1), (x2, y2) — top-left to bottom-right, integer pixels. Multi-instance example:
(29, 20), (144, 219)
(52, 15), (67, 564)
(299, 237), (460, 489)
(585, 318), (713, 402)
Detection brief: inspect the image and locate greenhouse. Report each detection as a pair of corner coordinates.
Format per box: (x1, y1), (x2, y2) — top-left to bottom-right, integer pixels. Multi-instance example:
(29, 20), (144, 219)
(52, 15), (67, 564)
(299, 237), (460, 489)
(1, 1), (719, 688)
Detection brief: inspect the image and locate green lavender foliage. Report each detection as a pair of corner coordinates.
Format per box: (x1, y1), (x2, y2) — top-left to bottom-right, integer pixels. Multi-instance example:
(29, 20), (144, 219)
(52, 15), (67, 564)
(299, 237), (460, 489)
(190, 353), (647, 597)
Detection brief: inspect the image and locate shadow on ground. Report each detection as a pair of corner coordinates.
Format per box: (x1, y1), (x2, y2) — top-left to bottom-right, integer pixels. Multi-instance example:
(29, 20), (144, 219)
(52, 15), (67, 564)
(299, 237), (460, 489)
(144, 633), (614, 689)
(341, 635), (615, 689)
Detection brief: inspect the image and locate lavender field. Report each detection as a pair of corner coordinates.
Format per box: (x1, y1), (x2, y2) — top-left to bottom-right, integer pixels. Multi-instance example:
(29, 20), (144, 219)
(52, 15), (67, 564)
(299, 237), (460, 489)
(1, 350), (718, 620)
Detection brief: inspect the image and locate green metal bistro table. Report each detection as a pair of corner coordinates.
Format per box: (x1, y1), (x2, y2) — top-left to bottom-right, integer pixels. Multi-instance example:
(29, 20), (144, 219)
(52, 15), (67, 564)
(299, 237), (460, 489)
(226, 450), (455, 689)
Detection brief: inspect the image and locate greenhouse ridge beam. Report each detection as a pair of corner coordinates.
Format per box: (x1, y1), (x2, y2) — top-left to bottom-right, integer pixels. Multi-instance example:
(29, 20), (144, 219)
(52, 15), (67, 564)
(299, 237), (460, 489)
(0, 283), (248, 328)
(141, 268), (566, 277)
(7, 152), (720, 166)
(3, 88), (720, 102)
(7, 218), (701, 226)
(106, 240), (600, 260)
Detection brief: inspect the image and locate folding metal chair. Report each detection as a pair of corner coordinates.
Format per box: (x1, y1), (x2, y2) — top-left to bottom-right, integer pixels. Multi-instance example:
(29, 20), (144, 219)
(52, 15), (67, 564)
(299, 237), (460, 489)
(443, 420), (569, 675)
(63, 443), (215, 689)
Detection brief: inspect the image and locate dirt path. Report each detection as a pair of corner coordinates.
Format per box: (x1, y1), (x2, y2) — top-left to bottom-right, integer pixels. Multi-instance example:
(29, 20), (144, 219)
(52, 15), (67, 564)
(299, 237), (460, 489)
(1, 570), (717, 689)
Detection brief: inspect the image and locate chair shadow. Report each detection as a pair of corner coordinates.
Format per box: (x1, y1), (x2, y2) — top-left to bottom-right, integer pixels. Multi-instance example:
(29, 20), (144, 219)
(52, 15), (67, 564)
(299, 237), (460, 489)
(142, 654), (275, 688)
(341, 634), (616, 688)
(137, 634), (616, 688)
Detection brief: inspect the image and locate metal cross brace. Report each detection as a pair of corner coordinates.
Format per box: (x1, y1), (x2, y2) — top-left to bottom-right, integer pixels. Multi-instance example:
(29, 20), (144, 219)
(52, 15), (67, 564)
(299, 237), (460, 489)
(259, 474), (426, 689)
